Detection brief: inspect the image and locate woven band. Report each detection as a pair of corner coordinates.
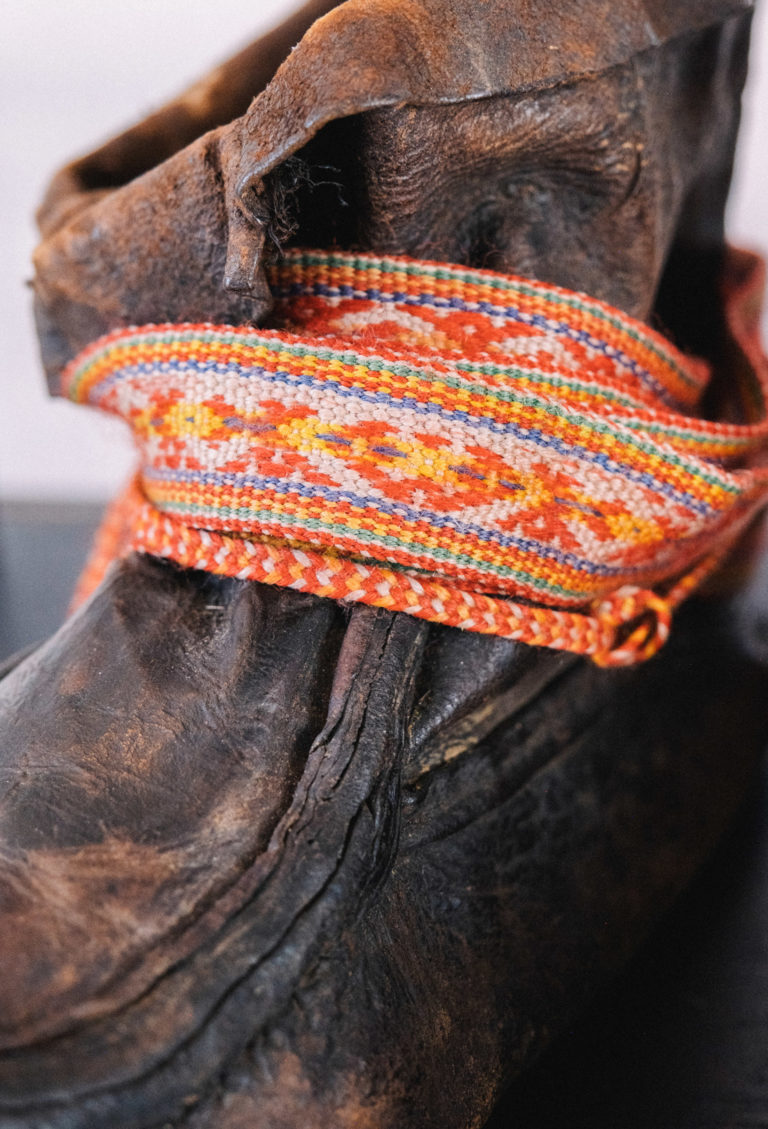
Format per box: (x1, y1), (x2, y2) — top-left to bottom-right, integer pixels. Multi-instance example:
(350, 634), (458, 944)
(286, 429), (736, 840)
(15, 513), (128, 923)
(63, 248), (768, 666)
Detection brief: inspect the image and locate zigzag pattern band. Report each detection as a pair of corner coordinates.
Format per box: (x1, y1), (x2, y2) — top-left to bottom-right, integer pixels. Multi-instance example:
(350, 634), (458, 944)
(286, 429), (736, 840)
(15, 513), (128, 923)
(63, 248), (768, 666)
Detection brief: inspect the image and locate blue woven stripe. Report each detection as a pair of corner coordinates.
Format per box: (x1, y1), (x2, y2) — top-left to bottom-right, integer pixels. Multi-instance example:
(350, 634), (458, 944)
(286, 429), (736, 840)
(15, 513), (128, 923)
(271, 280), (688, 404)
(143, 464), (681, 581)
(87, 357), (720, 517)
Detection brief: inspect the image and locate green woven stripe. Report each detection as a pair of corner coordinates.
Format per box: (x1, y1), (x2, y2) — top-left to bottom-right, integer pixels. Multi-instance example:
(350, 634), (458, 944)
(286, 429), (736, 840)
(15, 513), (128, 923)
(76, 333), (737, 495)
(278, 250), (694, 385)
(616, 417), (755, 447)
(72, 328), (644, 412)
(156, 499), (593, 601)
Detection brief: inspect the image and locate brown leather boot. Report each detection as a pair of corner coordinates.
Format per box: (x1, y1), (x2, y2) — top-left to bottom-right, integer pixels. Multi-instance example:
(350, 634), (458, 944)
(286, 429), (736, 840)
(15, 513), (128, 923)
(2, 2), (766, 1127)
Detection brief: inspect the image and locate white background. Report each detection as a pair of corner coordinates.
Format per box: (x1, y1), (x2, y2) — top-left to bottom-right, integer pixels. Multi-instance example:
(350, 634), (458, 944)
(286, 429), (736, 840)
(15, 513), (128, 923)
(2, 0), (767, 502)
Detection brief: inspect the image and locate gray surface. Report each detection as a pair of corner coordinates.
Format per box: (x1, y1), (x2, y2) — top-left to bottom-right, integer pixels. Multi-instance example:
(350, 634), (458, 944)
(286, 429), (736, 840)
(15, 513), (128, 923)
(0, 501), (102, 660)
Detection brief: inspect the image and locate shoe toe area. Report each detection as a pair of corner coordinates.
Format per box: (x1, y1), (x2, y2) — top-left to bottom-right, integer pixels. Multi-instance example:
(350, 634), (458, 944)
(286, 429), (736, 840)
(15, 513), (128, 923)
(0, 556), (346, 1049)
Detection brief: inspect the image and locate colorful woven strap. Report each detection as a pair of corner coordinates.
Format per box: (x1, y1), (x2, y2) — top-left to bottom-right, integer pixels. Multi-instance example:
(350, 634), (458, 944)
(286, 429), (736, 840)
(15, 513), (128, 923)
(63, 248), (768, 666)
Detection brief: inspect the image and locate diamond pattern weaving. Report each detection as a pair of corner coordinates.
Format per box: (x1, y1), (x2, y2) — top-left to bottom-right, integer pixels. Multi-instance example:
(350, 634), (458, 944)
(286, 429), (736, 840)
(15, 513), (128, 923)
(62, 248), (768, 665)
